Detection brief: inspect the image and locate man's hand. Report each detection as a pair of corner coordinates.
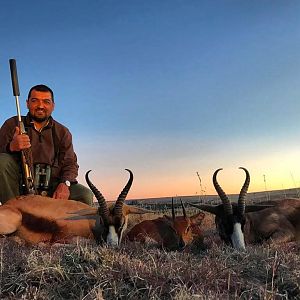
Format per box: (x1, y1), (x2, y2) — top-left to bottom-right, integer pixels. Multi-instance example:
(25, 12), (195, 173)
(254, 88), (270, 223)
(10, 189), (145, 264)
(53, 183), (70, 200)
(9, 126), (31, 152)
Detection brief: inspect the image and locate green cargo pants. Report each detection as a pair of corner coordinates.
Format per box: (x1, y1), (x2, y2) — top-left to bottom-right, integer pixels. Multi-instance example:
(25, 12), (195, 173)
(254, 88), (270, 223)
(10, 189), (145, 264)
(0, 153), (93, 205)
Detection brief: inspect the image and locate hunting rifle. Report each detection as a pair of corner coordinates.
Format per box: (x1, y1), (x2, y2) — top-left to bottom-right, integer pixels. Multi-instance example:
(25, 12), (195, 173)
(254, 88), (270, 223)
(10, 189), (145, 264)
(9, 58), (36, 194)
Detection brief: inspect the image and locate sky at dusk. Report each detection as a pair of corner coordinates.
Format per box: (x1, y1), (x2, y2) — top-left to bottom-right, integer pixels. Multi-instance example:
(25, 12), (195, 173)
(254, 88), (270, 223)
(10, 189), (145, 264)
(1, 1), (300, 200)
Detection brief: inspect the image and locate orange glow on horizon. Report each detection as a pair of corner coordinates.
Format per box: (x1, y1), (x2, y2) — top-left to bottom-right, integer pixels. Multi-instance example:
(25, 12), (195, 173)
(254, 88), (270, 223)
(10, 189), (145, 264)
(78, 167), (300, 201)
(77, 144), (300, 201)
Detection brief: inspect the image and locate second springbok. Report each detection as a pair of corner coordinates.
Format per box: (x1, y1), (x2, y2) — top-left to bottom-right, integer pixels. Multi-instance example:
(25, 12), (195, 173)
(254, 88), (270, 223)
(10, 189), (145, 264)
(0, 169), (151, 247)
(127, 198), (205, 251)
(189, 167), (300, 251)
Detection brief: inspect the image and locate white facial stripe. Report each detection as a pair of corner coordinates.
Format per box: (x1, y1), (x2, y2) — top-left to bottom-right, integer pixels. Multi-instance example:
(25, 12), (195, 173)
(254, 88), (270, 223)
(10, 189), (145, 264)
(107, 225), (118, 247)
(231, 223), (246, 251)
(106, 217), (129, 247)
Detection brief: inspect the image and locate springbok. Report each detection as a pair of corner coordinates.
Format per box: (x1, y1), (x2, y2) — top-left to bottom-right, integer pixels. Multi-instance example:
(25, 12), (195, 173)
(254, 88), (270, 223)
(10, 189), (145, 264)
(127, 198), (205, 251)
(189, 167), (300, 251)
(0, 169), (151, 246)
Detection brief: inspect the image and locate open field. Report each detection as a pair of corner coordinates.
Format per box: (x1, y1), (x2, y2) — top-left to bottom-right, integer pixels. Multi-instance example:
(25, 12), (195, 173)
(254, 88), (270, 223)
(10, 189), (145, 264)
(0, 202), (299, 299)
(0, 231), (299, 299)
(127, 187), (300, 210)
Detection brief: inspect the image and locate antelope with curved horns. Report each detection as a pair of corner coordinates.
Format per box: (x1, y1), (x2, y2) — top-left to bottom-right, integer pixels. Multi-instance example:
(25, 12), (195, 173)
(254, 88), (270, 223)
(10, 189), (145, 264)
(127, 198), (205, 251)
(189, 167), (300, 250)
(0, 169), (151, 246)
(85, 168), (153, 247)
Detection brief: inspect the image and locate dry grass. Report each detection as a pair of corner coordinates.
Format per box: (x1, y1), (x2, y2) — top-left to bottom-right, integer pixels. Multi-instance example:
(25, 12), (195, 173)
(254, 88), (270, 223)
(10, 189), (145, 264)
(1, 208), (299, 300)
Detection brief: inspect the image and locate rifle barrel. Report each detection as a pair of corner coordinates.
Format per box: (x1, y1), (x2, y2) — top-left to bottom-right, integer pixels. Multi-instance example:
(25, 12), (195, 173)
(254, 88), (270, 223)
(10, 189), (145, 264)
(8, 58), (36, 194)
(9, 59), (20, 96)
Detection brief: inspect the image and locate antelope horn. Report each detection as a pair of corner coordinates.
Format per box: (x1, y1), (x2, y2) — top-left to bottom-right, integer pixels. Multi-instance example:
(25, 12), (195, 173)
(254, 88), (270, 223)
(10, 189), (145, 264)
(114, 169), (133, 217)
(171, 197), (175, 220)
(237, 167), (250, 216)
(213, 168), (233, 215)
(85, 170), (109, 222)
(180, 199), (187, 219)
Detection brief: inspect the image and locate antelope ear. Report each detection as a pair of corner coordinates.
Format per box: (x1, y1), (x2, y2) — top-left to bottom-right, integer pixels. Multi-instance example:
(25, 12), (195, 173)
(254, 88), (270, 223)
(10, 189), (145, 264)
(190, 212), (205, 225)
(245, 205), (274, 213)
(188, 203), (222, 215)
(123, 204), (154, 215)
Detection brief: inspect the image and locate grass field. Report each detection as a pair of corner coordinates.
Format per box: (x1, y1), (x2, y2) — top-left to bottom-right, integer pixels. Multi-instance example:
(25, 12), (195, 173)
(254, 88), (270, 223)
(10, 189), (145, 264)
(0, 203), (299, 299)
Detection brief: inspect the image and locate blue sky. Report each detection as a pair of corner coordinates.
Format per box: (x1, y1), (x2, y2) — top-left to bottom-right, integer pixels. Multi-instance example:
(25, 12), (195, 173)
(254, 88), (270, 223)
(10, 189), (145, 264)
(1, 1), (300, 200)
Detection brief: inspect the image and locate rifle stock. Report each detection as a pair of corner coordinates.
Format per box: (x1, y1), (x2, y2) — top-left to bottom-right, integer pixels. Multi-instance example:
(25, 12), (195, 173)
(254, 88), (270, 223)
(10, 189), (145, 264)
(9, 59), (36, 195)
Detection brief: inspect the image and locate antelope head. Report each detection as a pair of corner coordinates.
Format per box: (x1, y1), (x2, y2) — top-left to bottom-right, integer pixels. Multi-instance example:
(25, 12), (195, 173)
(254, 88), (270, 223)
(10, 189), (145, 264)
(212, 167), (250, 250)
(164, 198), (205, 249)
(85, 169), (151, 247)
(189, 167), (250, 251)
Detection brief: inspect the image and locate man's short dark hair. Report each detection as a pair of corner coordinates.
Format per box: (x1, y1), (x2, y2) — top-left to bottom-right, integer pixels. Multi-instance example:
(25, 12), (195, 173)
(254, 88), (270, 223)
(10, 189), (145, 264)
(27, 84), (54, 103)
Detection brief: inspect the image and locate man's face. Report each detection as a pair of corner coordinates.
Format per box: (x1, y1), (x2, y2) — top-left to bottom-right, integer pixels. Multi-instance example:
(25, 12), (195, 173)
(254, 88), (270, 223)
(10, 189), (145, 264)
(26, 90), (55, 123)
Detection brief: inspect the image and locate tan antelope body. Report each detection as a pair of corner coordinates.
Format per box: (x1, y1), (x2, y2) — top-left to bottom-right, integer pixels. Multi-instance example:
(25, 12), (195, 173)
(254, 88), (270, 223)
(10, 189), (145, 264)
(0, 169), (151, 246)
(0, 195), (98, 244)
(190, 168), (300, 250)
(243, 198), (300, 244)
(127, 199), (205, 250)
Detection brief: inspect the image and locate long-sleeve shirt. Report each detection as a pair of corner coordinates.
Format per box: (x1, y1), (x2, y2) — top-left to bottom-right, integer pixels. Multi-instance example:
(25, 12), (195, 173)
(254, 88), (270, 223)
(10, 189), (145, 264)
(0, 114), (79, 182)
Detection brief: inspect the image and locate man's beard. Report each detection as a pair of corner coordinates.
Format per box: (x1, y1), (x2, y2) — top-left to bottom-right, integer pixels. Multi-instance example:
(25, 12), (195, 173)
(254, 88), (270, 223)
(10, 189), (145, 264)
(29, 112), (49, 123)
